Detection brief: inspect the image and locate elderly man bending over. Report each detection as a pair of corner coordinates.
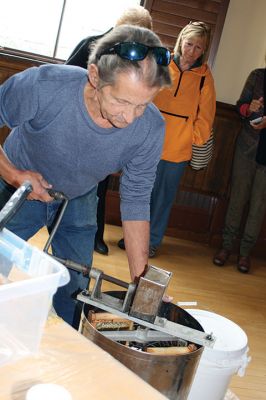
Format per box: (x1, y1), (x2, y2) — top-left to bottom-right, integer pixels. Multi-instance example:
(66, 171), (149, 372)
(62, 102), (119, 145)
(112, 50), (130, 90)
(0, 25), (171, 328)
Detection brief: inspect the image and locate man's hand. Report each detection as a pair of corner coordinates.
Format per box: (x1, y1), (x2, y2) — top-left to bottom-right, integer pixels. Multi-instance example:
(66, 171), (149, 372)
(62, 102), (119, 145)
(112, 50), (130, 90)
(13, 170), (53, 202)
(0, 145), (53, 202)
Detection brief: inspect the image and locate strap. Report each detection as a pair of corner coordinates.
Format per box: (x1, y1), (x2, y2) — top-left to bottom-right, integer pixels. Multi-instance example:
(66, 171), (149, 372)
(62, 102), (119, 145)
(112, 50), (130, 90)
(196, 76), (206, 115)
(199, 76), (205, 91)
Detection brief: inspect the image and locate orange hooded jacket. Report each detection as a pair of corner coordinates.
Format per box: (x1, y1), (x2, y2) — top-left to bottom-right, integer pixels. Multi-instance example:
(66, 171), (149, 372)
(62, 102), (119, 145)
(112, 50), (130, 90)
(153, 58), (216, 163)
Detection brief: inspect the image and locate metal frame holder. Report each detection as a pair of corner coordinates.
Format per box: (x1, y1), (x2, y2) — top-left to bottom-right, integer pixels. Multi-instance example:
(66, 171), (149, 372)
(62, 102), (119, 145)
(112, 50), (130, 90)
(78, 289), (215, 348)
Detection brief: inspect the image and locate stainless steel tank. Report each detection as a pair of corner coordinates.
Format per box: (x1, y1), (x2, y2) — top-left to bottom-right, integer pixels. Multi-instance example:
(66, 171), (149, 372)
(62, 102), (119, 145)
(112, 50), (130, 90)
(81, 291), (204, 400)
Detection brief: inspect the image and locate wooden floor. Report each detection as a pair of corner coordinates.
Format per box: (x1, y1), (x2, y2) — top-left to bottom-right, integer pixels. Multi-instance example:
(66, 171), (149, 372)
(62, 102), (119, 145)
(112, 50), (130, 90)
(29, 224), (266, 400)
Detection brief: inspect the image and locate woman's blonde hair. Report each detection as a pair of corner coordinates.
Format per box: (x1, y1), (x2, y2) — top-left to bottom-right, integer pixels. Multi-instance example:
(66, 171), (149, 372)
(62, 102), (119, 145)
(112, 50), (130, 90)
(174, 21), (211, 63)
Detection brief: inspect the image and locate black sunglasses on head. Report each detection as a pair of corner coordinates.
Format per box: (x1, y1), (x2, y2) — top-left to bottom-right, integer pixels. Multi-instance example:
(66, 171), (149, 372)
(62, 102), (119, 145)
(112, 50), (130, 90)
(98, 42), (171, 66)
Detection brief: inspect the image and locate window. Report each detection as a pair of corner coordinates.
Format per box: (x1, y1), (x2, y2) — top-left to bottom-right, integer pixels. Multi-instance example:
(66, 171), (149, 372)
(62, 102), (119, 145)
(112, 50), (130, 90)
(0, 0), (140, 60)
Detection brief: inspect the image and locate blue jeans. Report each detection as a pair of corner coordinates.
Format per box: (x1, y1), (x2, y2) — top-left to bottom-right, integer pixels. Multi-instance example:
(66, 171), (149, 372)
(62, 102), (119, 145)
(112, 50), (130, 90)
(0, 179), (98, 328)
(150, 160), (187, 248)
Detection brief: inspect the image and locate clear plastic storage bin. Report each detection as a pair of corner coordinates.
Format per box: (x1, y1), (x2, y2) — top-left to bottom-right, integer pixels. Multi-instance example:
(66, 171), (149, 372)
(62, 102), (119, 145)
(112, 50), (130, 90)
(0, 228), (70, 366)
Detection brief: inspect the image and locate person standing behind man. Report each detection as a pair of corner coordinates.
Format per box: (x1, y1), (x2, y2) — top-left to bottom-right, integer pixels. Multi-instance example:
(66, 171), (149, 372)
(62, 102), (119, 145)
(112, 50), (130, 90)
(213, 64), (266, 273)
(118, 21), (216, 256)
(66, 6), (153, 256)
(0, 25), (171, 328)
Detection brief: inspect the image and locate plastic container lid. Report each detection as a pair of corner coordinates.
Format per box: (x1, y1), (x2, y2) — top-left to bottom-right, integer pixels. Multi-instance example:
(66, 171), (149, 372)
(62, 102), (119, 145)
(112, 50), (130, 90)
(186, 309), (248, 363)
(26, 383), (72, 400)
(186, 309), (251, 377)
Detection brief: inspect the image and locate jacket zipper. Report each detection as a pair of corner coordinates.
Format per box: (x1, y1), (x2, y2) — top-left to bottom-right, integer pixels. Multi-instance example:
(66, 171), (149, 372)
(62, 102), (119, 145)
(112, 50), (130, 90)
(160, 110), (189, 121)
(174, 70), (183, 97)
(161, 64), (198, 120)
(161, 66), (188, 119)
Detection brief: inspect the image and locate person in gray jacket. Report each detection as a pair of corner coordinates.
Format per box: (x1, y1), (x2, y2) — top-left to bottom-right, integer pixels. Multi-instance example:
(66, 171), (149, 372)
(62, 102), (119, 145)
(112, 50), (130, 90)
(0, 25), (171, 328)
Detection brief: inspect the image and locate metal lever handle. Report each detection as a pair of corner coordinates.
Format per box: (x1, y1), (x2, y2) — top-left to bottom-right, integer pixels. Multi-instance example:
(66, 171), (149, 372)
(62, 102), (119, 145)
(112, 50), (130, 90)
(101, 272), (130, 289)
(52, 255), (91, 276)
(0, 181), (33, 231)
(47, 189), (68, 201)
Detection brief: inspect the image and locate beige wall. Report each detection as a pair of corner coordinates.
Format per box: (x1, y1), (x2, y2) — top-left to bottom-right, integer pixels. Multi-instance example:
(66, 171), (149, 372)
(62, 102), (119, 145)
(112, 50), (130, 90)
(212, 0), (266, 105)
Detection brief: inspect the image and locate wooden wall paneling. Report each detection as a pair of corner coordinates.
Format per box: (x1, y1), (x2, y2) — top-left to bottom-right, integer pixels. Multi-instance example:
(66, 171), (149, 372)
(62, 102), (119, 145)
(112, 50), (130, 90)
(152, 10), (190, 28)
(105, 191), (121, 226)
(255, 213), (266, 256)
(0, 126), (10, 145)
(166, 102), (241, 243)
(151, 11), (216, 49)
(180, 102), (241, 197)
(151, 0), (218, 23)
(105, 173), (122, 227)
(205, 102), (241, 195)
(144, 0), (229, 66)
(166, 189), (217, 240)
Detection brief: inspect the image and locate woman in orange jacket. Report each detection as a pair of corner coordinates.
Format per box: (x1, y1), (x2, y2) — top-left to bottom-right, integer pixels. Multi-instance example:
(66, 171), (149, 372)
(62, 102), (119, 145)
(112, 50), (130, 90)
(149, 21), (216, 256)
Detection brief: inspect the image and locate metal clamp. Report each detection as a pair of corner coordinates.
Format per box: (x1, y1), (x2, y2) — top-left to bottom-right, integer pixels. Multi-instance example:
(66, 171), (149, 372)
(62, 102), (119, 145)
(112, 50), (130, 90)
(0, 181), (32, 231)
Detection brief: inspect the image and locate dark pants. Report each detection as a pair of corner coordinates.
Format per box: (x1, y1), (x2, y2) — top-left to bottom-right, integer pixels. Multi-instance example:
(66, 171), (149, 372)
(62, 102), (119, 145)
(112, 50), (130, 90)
(223, 144), (266, 256)
(95, 175), (110, 242)
(150, 160), (187, 248)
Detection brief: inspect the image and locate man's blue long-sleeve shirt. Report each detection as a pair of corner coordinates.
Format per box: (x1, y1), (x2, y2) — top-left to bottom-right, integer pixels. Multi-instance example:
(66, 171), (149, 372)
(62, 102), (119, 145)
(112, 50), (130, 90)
(0, 64), (165, 221)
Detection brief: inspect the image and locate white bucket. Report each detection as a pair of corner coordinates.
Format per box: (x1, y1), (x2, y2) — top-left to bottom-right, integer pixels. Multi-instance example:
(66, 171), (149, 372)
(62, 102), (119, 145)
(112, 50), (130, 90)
(186, 309), (251, 400)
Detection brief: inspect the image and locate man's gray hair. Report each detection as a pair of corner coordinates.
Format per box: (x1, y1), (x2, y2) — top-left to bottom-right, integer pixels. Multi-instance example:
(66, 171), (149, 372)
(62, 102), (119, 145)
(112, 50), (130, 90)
(89, 25), (171, 89)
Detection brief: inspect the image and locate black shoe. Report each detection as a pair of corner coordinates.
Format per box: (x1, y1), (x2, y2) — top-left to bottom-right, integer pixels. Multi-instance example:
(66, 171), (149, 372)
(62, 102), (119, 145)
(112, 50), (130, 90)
(117, 238), (125, 250)
(149, 246), (157, 258)
(94, 238), (109, 255)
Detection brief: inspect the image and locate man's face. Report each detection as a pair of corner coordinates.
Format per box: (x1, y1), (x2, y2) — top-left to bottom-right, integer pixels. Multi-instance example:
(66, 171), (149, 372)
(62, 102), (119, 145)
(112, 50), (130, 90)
(96, 71), (160, 128)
